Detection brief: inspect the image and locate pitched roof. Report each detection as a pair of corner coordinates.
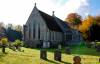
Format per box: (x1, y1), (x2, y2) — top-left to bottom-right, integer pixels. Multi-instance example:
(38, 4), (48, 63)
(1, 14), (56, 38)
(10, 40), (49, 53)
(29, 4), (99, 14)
(53, 17), (70, 32)
(38, 10), (63, 32)
(26, 5), (70, 32)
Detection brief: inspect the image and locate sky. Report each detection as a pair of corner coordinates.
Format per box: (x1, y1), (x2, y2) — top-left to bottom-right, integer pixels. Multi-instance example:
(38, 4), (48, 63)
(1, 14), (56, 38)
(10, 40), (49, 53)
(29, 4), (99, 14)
(0, 0), (100, 25)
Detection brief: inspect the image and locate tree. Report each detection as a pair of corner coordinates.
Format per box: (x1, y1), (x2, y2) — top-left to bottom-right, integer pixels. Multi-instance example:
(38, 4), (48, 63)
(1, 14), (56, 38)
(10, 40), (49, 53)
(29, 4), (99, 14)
(65, 13), (82, 25)
(78, 16), (94, 40)
(94, 16), (100, 25)
(15, 25), (22, 32)
(0, 22), (5, 28)
(6, 23), (14, 30)
(6, 27), (22, 42)
(0, 22), (6, 39)
(12, 39), (23, 51)
(0, 38), (8, 53)
(65, 13), (82, 29)
(78, 15), (100, 41)
(79, 16), (93, 32)
(89, 24), (100, 41)
(14, 39), (23, 47)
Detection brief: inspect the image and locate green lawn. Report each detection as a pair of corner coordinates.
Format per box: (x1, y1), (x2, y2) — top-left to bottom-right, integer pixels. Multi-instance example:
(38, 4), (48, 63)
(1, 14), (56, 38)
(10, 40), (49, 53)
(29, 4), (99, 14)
(0, 44), (100, 64)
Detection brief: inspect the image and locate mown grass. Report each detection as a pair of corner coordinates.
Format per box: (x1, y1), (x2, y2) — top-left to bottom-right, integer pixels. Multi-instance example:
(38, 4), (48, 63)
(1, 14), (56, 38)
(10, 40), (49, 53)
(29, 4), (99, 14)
(0, 44), (100, 64)
(71, 44), (100, 56)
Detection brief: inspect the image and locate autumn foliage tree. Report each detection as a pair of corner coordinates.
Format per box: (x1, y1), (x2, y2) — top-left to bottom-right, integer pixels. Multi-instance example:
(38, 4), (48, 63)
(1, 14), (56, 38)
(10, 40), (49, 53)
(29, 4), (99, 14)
(0, 38), (8, 53)
(94, 16), (100, 25)
(89, 16), (100, 41)
(79, 15), (94, 33)
(65, 12), (100, 41)
(65, 13), (82, 24)
(78, 15), (94, 40)
(65, 13), (82, 29)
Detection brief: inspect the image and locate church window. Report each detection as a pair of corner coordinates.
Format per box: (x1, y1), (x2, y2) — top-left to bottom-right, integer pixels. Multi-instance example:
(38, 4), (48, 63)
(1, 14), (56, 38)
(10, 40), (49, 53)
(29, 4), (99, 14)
(33, 23), (35, 38)
(29, 24), (31, 39)
(38, 24), (40, 39)
(66, 34), (72, 41)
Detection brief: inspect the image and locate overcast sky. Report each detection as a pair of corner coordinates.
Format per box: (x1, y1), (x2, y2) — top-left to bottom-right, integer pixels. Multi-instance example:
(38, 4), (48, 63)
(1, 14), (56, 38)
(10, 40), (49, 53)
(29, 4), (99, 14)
(0, 0), (99, 25)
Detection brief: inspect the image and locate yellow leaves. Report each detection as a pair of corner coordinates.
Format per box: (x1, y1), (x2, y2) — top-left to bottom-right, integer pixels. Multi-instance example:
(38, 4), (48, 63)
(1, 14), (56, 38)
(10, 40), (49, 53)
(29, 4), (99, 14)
(66, 18), (74, 23)
(65, 13), (100, 40)
(1, 38), (8, 45)
(79, 16), (94, 33)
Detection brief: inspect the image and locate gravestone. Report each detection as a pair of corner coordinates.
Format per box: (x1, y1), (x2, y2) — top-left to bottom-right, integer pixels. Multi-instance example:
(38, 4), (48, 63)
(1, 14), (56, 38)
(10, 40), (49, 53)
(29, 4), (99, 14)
(54, 49), (61, 61)
(43, 42), (50, 48)
(58, 44), (61, 50)
(40, 49), (47, 60)
(73, 56), (81, 64)
(96, 46), (100, 52)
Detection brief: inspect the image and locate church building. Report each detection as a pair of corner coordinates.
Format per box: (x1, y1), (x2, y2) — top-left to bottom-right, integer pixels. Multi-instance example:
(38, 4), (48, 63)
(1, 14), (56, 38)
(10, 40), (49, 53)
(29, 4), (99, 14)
(23, 3), (83, 48)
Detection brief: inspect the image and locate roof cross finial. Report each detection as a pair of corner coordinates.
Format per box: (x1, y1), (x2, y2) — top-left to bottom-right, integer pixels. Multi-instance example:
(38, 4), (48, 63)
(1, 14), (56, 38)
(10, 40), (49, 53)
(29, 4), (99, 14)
(35, 3), (36, 7)
(52, 11), (55, 16)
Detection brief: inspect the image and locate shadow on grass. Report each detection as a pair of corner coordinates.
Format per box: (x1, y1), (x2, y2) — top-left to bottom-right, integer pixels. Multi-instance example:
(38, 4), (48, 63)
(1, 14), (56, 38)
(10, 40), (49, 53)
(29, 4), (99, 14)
(44, 45), (100, 56)
(0, 52), (8, 58)
(24, 44), (100, 56)
(42, 59), (71, 64)
(61, 61), (71, 64)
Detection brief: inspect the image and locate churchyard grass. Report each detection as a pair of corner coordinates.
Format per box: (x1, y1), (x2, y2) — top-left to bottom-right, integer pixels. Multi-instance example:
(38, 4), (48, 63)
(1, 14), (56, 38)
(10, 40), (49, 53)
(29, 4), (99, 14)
(0, 44), (100, 64)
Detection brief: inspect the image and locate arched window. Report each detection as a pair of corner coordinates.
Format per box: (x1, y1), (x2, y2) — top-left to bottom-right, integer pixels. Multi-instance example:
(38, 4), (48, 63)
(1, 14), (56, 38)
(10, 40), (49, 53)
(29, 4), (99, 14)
(66, 31), (72, 41)
(29, 24), (31, 39)
(33, 23), (35, 38)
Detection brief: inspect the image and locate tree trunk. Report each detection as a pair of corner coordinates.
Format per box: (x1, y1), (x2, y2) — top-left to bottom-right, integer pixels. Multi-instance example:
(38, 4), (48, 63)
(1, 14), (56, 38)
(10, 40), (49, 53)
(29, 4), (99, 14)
(2, 46), (5, 53)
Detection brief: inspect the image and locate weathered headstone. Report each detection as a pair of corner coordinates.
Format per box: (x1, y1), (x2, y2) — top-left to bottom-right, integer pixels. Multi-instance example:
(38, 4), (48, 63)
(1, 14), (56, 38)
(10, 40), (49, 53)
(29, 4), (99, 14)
(54, 49), (61, 61)
(96, 46), (100, 52)
(73, 56), (81, 64)
(40, 49), (47, 60)
(43, 42), (47, 48)
(91, 42), (95, 48)
(58, 44), (61, 50)
(42, 42), (50, 48)
(65, 47), (71, 54)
